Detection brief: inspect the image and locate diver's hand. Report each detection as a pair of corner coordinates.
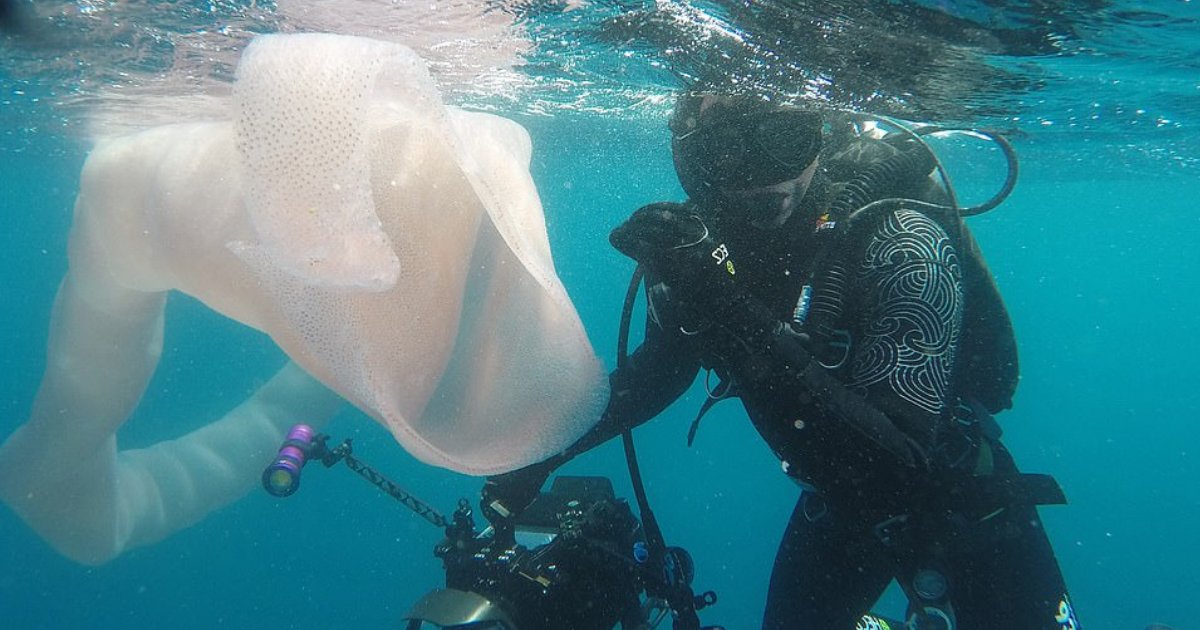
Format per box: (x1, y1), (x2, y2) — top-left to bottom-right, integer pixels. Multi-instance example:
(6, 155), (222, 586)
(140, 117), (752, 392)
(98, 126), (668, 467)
(609, 202), (738, 309)
(480, 461), (551, 527)
(612, 202), (788, 350)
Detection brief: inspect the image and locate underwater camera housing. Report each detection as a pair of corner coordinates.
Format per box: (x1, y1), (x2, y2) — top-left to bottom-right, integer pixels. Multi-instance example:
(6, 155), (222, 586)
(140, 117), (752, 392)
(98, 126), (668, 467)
(407, 476), (658, 630)
(265, 428), (715, 630)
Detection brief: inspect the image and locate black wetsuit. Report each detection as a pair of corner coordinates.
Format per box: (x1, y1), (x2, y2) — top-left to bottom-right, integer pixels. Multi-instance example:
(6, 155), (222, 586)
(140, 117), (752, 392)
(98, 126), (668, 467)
(545, 155), (1078, 629)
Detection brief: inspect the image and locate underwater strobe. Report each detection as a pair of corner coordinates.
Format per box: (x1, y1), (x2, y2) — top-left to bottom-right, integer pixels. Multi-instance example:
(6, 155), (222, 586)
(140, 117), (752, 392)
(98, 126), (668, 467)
(262, 423), (317, 497)
(262, 424), (450, 527)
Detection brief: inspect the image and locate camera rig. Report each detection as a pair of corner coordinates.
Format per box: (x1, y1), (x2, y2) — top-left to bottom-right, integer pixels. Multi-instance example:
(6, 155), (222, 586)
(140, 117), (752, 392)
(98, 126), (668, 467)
(262, 429), (720, 630)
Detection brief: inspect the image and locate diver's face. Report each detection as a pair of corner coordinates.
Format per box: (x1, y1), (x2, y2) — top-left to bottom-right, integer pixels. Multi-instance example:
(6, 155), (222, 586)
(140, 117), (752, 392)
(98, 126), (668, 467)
(680, 94), (823, 229)
(720, 156), (819, 229)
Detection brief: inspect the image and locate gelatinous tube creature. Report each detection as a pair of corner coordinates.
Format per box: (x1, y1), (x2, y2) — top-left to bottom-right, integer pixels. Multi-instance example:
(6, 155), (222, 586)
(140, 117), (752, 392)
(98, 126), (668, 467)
(0, 33), (606, 564)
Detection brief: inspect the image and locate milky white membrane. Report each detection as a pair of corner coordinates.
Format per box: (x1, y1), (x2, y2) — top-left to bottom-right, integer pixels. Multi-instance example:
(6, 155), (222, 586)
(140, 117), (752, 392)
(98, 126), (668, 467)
(0, 33), (607, 564)
(232, 34), (404, 291)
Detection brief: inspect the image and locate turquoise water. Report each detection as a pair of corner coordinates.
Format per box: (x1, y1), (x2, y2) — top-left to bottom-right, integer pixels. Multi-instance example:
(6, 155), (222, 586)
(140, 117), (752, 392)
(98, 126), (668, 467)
(2, 2), (1198, 629)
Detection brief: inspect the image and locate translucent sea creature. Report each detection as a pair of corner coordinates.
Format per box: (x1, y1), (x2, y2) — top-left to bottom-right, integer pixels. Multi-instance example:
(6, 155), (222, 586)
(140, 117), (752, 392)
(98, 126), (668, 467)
(0, 33), (606, 564)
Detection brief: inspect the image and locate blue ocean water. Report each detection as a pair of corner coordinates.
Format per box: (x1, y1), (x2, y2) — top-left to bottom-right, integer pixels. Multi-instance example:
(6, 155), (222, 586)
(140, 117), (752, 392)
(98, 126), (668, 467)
(2, 2), (1198, 629)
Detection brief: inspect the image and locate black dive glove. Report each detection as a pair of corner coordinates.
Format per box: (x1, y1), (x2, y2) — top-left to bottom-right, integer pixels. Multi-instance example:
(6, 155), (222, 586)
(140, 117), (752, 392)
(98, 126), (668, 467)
(610, 202), (756, 326)
(480, 459), (553, 528)
(611, 201), (797, 363)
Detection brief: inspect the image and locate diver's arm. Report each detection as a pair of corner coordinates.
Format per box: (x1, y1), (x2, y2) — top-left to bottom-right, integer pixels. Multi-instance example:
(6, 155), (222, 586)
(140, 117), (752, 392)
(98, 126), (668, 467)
(841, 208), (963, 455)
(482, 306), (701, 520)
(717, 209), (962, 466)
(558, 321), (703, 462)
(603, 200), (938, 465)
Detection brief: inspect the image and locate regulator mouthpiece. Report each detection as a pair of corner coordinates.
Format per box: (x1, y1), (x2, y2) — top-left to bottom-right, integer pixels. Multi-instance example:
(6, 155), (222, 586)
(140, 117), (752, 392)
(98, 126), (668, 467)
(262, 424), (317, 497)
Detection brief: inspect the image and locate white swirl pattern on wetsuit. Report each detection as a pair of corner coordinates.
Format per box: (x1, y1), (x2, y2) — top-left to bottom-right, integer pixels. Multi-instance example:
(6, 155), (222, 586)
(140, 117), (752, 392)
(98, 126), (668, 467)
(849, 209), (963, 415)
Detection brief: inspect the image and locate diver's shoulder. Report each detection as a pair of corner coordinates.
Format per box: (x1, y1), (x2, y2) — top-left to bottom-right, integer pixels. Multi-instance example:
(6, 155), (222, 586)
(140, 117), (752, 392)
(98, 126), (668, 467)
(858, 207), (958, 270)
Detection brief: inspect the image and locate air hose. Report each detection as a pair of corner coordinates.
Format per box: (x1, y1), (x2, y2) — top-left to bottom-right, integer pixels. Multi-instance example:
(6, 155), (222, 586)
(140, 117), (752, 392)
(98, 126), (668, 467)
(616, 265), (714, 630)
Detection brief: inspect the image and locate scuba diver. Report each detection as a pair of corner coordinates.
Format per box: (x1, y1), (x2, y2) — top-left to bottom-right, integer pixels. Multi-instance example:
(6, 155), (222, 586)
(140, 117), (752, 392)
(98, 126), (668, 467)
(482, 92), (1082, 629)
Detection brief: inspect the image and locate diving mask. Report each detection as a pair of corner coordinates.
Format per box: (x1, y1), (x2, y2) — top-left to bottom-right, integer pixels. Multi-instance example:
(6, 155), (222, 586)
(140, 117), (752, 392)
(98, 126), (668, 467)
(671, 102), (823, 197)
